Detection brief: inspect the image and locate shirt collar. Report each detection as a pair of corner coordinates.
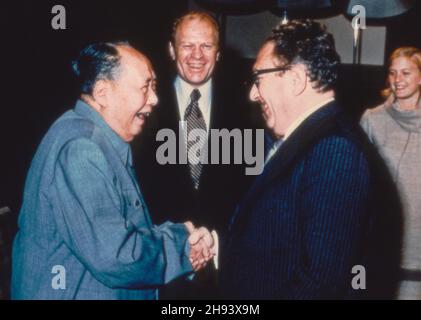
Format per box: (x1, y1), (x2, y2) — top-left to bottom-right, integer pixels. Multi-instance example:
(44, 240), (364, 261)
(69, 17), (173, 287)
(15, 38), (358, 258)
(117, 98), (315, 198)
(74, 99), (132, 167)
(283, 97), (335, 142)
(264, 136), (284, 165)
(174, 76), (212, 118)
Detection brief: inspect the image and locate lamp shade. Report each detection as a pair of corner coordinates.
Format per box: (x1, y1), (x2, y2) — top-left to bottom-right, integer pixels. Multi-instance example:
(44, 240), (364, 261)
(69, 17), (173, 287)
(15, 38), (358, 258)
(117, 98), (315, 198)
(196, 0), (258, 3)
(274, 0), (333, 10)
(346, 0), (415, 18)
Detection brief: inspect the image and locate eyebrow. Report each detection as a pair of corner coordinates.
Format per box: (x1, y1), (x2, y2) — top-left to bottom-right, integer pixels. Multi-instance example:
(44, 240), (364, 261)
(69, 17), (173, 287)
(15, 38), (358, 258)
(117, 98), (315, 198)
(179, 41), (215, 45)
(389, 68), (415, 71)
(144, 76), (157, 82)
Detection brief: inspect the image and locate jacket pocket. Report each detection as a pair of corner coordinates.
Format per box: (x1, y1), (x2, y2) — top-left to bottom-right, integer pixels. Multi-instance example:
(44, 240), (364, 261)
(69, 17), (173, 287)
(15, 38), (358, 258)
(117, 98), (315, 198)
(121, 188), (149, 229)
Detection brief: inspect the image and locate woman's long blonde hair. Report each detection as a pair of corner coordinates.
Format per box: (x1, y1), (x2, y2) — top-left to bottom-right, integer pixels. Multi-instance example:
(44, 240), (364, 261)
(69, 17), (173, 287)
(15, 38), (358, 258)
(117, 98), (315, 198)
(382, 47), (421, 102)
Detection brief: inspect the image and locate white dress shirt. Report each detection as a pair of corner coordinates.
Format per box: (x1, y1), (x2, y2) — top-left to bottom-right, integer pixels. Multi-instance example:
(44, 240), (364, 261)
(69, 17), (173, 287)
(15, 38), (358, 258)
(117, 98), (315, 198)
(174, 76), (212, 136)
(174, 77), (219, 267)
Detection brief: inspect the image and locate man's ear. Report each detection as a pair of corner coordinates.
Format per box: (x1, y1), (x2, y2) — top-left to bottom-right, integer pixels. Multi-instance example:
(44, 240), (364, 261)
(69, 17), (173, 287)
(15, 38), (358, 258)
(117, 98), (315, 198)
(92, 80), (109, 107)
(291, 64), (307, 96)
(169, 42), (176, 61)
(216, 52), (220, 61)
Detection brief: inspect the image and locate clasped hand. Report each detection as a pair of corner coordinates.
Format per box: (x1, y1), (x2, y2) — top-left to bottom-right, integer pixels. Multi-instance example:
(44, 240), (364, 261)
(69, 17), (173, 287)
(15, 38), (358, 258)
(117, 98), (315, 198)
(184, 221), (217, 271)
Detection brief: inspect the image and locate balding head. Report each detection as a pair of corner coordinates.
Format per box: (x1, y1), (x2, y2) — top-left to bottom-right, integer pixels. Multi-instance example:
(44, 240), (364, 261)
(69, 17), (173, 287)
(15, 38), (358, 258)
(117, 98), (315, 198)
(74, 41), (158, 142)
(72, 41), (131, 96)
(172, 11), (219, 47)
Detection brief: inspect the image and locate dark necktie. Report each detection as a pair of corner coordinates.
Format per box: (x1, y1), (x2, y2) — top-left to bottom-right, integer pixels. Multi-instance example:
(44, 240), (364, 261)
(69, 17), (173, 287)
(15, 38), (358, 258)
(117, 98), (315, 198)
(184, 89), (207, 189)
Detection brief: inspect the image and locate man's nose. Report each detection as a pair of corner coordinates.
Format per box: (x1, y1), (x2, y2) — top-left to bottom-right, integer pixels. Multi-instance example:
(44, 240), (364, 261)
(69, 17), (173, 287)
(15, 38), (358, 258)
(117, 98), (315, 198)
(249, 83), (260, 102)
(192, 46), (204, 59)
(148, 89), (158, 107)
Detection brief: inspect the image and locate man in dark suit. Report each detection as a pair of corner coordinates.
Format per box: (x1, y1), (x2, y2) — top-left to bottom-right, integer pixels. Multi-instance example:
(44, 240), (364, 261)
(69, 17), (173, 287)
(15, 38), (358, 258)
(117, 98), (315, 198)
(220, 19), (402, 299)
(134, 11), (254, 299)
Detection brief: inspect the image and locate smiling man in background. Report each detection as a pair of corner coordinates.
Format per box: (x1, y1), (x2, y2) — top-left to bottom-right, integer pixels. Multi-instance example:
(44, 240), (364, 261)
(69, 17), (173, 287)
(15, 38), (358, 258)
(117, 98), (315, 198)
(134, 11), (255, 299)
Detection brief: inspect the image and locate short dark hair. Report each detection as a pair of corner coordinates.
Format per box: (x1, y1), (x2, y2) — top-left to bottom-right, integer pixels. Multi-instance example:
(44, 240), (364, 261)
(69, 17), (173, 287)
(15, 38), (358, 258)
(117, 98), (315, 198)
(71, 41), (130, 95)
(268, 19), (340, 92)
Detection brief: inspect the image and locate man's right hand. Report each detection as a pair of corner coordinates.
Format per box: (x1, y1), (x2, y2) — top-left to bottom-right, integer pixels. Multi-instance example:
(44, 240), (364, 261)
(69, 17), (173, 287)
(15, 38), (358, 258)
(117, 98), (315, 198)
(184, 221), (217, 271)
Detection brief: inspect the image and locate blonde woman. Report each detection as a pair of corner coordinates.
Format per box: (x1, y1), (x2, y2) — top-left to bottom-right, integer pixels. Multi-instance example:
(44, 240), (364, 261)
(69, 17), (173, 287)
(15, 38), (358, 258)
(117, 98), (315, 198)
(361, 47), (421, 299)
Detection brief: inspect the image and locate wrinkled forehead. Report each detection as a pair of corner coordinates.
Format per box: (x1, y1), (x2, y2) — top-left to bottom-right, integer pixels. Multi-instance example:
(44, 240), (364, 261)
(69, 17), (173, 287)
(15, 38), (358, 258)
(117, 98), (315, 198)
(253, 41), (281, 70)
(175, 17), (218, 43)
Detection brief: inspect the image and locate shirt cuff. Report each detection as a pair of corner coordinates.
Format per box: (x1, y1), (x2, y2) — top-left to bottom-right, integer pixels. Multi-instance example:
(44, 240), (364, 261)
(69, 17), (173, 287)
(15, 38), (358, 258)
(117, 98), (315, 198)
(211, 230), (219, 270)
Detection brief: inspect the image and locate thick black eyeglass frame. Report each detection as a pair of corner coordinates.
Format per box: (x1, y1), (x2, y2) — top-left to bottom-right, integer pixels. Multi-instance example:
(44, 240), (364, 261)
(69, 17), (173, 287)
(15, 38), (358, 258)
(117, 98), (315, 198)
(246, 65), (291, 88)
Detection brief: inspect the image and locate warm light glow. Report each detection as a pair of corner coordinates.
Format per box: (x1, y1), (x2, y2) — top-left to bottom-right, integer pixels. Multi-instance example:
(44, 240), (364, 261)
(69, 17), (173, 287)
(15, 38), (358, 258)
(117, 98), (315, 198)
(281, 10), (289, 25)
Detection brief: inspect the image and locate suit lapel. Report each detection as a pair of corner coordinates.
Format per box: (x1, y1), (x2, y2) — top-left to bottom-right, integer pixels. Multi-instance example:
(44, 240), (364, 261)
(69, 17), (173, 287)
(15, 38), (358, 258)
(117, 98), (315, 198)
(229, 101), (342, 230)
(158, 80), (196, 191)
(199, 79), (224, 188)
(164, 83), (182, 131)
(208, 80), (224, 130)
(267, 106), (338, 183)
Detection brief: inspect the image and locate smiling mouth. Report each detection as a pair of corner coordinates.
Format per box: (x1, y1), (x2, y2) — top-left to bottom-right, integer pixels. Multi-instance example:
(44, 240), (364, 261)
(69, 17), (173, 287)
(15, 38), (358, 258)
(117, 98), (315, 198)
(261, 103), (269, 113)
(393, 83), (406, 90)
(188, 64), (205, 70)
(136, 112), (151, 120)
(259, 107), (269, 120)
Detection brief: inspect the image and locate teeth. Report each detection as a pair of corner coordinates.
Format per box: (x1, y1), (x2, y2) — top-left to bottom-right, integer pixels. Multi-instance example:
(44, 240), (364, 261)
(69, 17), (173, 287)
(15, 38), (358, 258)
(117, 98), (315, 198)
(136, 112), (150, 119)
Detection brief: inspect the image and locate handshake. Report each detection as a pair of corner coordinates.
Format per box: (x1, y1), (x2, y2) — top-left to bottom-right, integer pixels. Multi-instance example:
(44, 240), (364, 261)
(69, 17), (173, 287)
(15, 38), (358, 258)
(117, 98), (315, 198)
(184, 221), (218, 271)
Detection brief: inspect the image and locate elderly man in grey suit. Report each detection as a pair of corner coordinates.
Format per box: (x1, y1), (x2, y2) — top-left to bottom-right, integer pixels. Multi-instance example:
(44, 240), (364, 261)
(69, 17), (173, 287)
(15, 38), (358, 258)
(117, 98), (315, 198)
(11, 41), (216, 300)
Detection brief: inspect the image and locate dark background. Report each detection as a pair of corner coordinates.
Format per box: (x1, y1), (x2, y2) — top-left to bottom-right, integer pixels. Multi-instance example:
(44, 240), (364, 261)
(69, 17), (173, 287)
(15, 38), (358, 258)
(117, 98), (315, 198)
(0, 0), (189, 213)
(0, 0), (420, 299)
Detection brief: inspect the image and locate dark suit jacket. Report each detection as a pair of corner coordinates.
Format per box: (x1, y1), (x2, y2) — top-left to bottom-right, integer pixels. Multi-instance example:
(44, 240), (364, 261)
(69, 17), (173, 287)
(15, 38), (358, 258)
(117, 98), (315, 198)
(220, 101), (402, 299)
(132, 69), (257, 299)
(134, 70), (255, 235)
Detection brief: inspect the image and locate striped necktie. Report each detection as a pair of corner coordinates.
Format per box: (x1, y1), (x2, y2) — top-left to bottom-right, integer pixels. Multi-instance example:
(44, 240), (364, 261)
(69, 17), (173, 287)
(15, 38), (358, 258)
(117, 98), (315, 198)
(184, 89), (207, 189)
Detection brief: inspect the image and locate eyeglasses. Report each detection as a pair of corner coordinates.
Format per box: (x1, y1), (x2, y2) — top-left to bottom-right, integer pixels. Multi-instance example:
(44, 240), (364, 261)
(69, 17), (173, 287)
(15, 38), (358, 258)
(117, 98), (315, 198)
(245, 65), (291, 88)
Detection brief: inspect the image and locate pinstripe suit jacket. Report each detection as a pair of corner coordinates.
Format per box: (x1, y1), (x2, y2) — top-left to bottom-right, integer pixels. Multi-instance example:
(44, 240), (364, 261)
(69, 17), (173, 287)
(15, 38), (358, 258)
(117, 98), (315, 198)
(220, 101), (402, 299)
